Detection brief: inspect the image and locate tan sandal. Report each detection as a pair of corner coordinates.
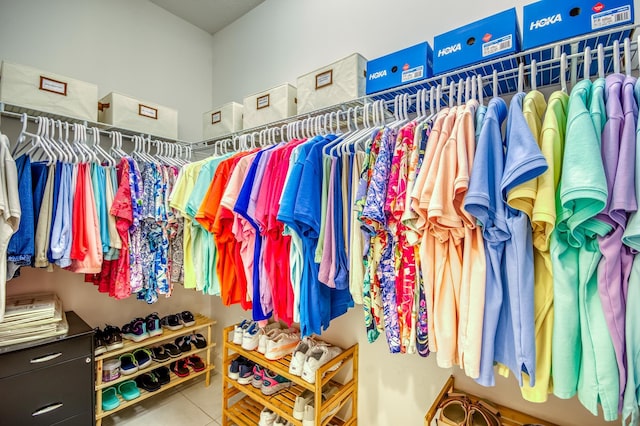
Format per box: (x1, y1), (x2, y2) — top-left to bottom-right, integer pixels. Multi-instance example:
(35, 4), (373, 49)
(438, 393), (471, 425)
(466, 400), (502, 426)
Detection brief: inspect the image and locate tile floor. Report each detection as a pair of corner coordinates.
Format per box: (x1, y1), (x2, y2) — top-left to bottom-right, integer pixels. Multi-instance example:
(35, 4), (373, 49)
(102, 373), (224, 426)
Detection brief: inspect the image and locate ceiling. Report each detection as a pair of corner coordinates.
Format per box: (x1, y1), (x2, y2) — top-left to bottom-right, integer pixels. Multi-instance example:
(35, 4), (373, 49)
(150, 0), (264, 35)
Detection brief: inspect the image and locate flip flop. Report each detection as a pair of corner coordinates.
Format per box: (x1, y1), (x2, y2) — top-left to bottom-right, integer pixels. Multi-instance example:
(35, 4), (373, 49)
(117, 380), (141, 401)
(170, 359), (190, 377)
(152, 366), (171, 385)
(102, 387), (120, 411)
(163, 343), (182, 358)
(186, 355), (206, 372)
(190, 333), (207, 349)
(135, 372), (161, 392)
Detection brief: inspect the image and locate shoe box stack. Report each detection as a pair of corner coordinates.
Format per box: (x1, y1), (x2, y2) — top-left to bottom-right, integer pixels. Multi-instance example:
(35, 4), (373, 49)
(229, 319), (343, 426)
(99, 310), (208, 412)
(0, 293), (69, 348)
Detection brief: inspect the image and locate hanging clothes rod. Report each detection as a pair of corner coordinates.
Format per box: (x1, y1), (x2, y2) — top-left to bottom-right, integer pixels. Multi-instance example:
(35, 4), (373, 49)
(193, 23), (639, 150)
(0, 102), (191, 146)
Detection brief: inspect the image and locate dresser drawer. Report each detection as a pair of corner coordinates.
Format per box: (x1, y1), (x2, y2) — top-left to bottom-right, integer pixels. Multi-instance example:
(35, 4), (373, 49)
(51, 410), (94, 425)
(0, 355), (93, 425)
(0, 334), (91, 379)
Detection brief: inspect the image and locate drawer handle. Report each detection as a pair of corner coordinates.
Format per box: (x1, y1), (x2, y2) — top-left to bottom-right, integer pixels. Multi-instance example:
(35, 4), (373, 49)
(32, 402), (63, 417)
(30, 352), (63, 363)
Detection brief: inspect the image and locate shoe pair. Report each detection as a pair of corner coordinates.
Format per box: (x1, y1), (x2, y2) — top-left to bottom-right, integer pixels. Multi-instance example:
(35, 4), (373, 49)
(437, 393), (501, 426)
(228, 356), (256, 385)
(161, 311), (196, 331)
(151, 342), (182, 362)
(294, 340), (342, 384)
(170, 355), (206, 377)
(175, 333), (208, 352)
(293, 384), (340, 426)
(94, 325), (123, 355)
(119, 348), (153, 375)
(101, 379), (142, 411)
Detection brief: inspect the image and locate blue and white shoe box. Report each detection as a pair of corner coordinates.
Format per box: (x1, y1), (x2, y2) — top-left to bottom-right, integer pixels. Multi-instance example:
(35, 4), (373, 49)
(522, 0), (634, 86)
(366, 42), (434, 95)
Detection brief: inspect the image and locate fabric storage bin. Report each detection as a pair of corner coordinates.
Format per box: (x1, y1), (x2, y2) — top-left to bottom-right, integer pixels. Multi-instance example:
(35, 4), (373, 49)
(296, 53), (366, 114)
(203, 102), (243, 140)
(0, 61), (98, 121)
(243, 83), (297, 129)
(98, 92), (178, 139)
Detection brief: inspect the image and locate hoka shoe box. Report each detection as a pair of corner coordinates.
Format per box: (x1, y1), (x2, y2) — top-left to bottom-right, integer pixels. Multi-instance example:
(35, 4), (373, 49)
(98, 92), (178, 139)
(243, 83), (297, 129)
(522, 0), (634, 50)
(0, 61), (98, 122)
(366, 42), (434, 94)
(297, 53), (367, 114)
(433, 8), (521, 76)
(203, 102), (243, 140)
(523, 0), (634, 87)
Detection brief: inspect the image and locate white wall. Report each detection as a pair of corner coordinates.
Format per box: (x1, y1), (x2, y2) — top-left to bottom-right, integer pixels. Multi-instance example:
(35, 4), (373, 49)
(0, 0), (217, 330)
(210, 1), (618, 425)
(0, 0), (214, 141)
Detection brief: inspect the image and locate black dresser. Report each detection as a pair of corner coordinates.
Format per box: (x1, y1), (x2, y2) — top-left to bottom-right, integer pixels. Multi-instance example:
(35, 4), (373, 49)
(0, 311), (94, 425)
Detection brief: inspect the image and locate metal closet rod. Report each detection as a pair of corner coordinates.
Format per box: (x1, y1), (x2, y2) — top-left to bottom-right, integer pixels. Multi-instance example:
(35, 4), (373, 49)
(194, 24), (639, 150)
(0, 104), (191, 146)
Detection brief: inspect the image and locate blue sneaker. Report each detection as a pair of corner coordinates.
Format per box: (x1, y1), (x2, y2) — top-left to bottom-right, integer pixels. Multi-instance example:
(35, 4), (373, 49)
(122, 318), (149, 342)
(241, 322), (260, 351)
(228, 356), (248, 380)
(146, 312), (163, 337)
(237, 360), (256, 385)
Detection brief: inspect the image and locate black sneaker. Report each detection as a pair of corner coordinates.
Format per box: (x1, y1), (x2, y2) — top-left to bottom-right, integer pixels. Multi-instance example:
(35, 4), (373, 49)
(103, 325), (124, 351)
(94, 328), (107, 356)
(160, 314), (183, 331)
(145, 312), (163, 337)
(177, 311), (196, 327)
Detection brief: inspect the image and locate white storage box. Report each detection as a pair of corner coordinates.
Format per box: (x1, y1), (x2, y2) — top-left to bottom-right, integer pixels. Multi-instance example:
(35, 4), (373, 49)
(243, 83), (297, 129)
(297, 53), (367, 114)
(0, 61), (98, 122)
(98, 92), (178, 139)
(203, 102), (243, 140)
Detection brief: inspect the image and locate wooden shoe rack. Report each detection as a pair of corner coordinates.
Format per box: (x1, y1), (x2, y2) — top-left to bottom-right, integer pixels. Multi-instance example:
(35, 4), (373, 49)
(94, 313), (216, 426)
(221, 325), (358, 426)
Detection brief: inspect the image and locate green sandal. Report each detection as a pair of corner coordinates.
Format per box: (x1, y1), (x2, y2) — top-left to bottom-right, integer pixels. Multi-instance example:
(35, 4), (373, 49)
(117, 380), (141, 401)
(102, 387), (120, 411)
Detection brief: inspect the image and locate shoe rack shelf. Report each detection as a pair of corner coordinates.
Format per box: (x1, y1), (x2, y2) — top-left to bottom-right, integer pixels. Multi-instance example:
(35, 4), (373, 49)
(221, 325), (358, 426)
(425, 375), (559, 426)
(95, 313), (216, 426)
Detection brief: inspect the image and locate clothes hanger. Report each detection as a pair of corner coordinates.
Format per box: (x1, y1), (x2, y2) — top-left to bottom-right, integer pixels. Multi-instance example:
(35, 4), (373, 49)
(477, 74), (484, 105)
(436, 84), (442, 113)
(17, 117), (54, 165)
(492, 69), (499, 98)
(597, 43), (605, 78)
(39, 117), (63, 164)
(517, 61), (525, 93)
(624, 38), (631, 76)
(531, 60), (538, 91)
(471, 75), (477, 101)
(613, 40), (621, 74)
(561, 52), (568, 93)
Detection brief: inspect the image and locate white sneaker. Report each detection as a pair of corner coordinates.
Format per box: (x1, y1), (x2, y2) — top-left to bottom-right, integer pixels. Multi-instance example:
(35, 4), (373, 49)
(265, 331), (300, 360)
(301, 345), (343, 384)
(241, 322), (260, 351)
(257, 322), (286, 354)
(259, 327), (297, 354)
(293, 389), (314, 420)
(273, 416), (290, 426)
(302, 384), (340, 426)
(232, 319), (253, 345)
(258, 407), (277, 426)
(289, 337), (326, 376)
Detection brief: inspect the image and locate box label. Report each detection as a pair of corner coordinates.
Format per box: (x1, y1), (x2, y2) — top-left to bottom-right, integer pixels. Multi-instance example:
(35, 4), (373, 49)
(39, 76), (67, 96)
(482, 34), (513, 57)
(315, 70), (333, 89)
(138, 104), (158, 120)
(211, 111), (221, 124)
(257, 94), (270, 109)
(402, 66), (424, 83)
(592, 5), (631, 29)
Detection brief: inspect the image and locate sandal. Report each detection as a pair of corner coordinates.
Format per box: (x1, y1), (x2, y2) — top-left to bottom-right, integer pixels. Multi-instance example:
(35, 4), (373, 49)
(178, 311), (196, 327)
(102, 387), (120, 411)
(438, 393), (471, 426)
(170, 359), (190, 377)
(160, 314), (183, 331)
(135, 372), (161, 392)
(119, 353), (139, 375)
(133, 348), (153, 369)
(175, 335), (192, 353)
(467, 400), (501, 426)
(163, 343), (182, 358)
(190, 333), (207, 349)
(151, 346), (170, 362)
(186, 355), (206, 372)
(152, 366), (171, 385)
(117, 380), (140, 401)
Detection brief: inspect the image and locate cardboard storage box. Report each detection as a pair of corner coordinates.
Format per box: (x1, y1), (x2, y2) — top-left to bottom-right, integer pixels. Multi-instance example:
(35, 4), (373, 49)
(366, 42), (434, 94)
(297, 53), (367, 114)
(98, 92), (178, 139)
(0, 61), (98, 122)
(243, 83), (297, 129)
(203, 102), (243, 140)
(433, 8), (521, 75)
